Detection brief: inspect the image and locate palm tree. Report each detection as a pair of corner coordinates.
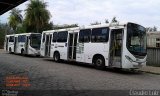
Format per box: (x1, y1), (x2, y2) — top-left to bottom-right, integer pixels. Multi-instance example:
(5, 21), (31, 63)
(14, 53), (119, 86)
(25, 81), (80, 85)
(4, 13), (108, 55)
(8, 8), (23, 32)
(25, 0), (51, 33)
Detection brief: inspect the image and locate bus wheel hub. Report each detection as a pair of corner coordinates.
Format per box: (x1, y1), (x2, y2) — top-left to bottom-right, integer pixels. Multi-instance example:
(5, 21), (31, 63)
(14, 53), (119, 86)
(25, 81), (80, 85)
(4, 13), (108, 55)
(96, 59), (102, 66)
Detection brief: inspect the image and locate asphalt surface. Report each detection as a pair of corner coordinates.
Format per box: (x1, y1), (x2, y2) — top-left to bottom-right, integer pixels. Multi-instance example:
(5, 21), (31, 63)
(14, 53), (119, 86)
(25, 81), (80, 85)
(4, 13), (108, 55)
(0, 49), (160, 96)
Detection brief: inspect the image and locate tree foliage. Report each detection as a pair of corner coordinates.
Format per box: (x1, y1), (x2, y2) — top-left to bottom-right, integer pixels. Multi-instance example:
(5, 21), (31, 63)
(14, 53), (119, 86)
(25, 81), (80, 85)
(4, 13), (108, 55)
(53, 24), (79, 29)
(25, 0), (51, 33)
(105, 19), (109, 24)
(0, 23), (12, 48)
(90, 21), (101, 25)
(8, 8), (23, 32)
(146, 26), (158, 32)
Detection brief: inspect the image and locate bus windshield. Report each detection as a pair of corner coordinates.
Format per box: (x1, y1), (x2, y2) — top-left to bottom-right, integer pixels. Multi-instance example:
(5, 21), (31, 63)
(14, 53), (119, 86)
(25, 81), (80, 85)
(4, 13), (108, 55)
(30, 34), (41, 49)
(127, 23), (147, 57)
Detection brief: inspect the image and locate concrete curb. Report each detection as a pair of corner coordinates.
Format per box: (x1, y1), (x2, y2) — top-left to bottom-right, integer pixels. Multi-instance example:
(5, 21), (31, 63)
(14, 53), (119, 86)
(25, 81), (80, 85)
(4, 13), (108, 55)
(138, 66), (160, 75)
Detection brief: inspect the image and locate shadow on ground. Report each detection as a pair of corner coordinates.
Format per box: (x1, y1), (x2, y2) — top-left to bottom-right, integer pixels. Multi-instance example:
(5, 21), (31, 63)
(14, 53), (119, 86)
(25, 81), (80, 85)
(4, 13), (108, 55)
(3, 52), (143, 75)
(43, 58), (143, 75)
(5, 52), (43, 58)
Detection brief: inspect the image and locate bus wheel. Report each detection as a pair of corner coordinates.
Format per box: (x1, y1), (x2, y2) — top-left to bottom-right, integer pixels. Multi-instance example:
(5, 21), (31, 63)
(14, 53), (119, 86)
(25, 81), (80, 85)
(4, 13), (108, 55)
(54, 52), (60, 62)
(21, 49), (25, 56)
(94, 56), (105, 70)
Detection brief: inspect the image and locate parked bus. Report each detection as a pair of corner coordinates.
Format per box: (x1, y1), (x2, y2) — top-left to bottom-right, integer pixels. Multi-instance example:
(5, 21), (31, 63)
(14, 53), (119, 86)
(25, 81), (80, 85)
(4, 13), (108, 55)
(40, 22), (147, 69)
(4, 33), (41, 56)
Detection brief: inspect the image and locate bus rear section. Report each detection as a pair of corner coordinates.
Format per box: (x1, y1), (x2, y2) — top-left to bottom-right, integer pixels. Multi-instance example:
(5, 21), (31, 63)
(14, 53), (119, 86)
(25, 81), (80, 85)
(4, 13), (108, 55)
(5, 33), (41, 56)
(4, 35), (15, 53)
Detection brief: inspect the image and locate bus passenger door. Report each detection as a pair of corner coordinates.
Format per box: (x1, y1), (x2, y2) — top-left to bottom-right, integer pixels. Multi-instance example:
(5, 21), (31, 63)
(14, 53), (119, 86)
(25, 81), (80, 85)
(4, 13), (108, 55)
(25, 36), (29, 54)
(14, 37), (18, 53)
(45, 34), (52, 57)
(109, 29), (123, 68)
(68, 33), (78, 60)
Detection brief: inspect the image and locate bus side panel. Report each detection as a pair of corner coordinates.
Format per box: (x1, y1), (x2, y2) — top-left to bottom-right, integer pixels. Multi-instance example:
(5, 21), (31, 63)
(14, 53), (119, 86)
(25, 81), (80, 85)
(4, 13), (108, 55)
(16, 42), (25, 54)
(51, 31), (68, 60)
(8, 42), (14, 52)
(76, 43), (83, 62)
(28, 45), (33, 55)
(83, 43), (109, 66)
(52, 42), (68, 60)
(27, 46), (37, 55)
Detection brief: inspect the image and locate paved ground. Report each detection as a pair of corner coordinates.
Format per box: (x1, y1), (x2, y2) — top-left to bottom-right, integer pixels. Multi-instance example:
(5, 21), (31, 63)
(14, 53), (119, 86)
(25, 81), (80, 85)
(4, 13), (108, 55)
(0, 49), (160, 96)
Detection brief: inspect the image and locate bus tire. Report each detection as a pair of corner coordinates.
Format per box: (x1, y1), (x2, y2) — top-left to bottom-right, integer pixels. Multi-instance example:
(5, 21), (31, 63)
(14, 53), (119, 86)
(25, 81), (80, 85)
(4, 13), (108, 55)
(93, 55), (105, 70)
(21, 49), (25, 56)
(9, 48), (12, 54)
(54, 52), (60, 62)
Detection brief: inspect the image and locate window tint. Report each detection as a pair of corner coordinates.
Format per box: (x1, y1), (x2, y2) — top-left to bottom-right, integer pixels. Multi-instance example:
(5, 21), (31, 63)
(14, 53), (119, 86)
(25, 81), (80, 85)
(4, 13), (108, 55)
(30, 34), (41, 49)
(18, 35), (26, 42)
(156, 38), (160, 41)
(79, 29), (91, 43)
(91, 27), (109, 42)
(9, 36), (14, 42)
(57, 31), (68, 42)
(156, 43), (160, 47)
(52, 32), (57, 42)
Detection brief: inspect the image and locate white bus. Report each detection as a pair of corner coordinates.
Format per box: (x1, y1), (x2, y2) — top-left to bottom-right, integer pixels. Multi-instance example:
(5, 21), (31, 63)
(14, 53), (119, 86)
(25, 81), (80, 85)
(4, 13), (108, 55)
(40, 22), (147, 69)
(4, 33), (41, 56)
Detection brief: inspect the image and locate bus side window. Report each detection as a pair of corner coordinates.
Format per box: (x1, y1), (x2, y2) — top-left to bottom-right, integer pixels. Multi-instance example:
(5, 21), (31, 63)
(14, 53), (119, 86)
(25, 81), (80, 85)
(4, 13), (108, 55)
(18, 35), (26, 42)
(42, 33), (45, 42)
(79, 29), (91, 43)
(9, 36), (14, 42)
(52, 32), (57, 42)
(91, 27), (109, 42)
(57, 31), (68, 42)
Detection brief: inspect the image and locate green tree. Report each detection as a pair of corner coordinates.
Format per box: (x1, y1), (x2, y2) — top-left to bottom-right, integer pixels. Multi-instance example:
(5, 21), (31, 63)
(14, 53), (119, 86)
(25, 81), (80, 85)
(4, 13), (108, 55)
(53, 24), (79, 29)
(146, 26), (158, 32)
(111, 17), (118, 23)
(0, 23), (12, 48)
(16, 24), (26, 34)
(90, 21), (101, 25)
(105, 19), (109, 23)
(25, 0), (51, 33)
(43, 21), (54, 31)
(8, 8), (23, 32)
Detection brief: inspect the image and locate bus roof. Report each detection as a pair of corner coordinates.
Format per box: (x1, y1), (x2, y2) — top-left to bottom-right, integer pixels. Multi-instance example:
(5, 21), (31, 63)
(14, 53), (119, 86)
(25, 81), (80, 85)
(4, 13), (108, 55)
(42, 22), (139, 33)
(6, 33), (41, 37)
(5, 34), (14, 37)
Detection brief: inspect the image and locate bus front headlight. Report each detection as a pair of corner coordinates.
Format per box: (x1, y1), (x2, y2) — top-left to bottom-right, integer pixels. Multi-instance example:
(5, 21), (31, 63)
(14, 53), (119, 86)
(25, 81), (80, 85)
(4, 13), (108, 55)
(125, 55), (134, 63)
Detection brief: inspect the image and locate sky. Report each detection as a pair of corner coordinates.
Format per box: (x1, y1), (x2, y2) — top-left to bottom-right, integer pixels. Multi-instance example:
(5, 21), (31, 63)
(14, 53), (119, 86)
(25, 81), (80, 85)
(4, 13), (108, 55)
(0, 0), (160, 29)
